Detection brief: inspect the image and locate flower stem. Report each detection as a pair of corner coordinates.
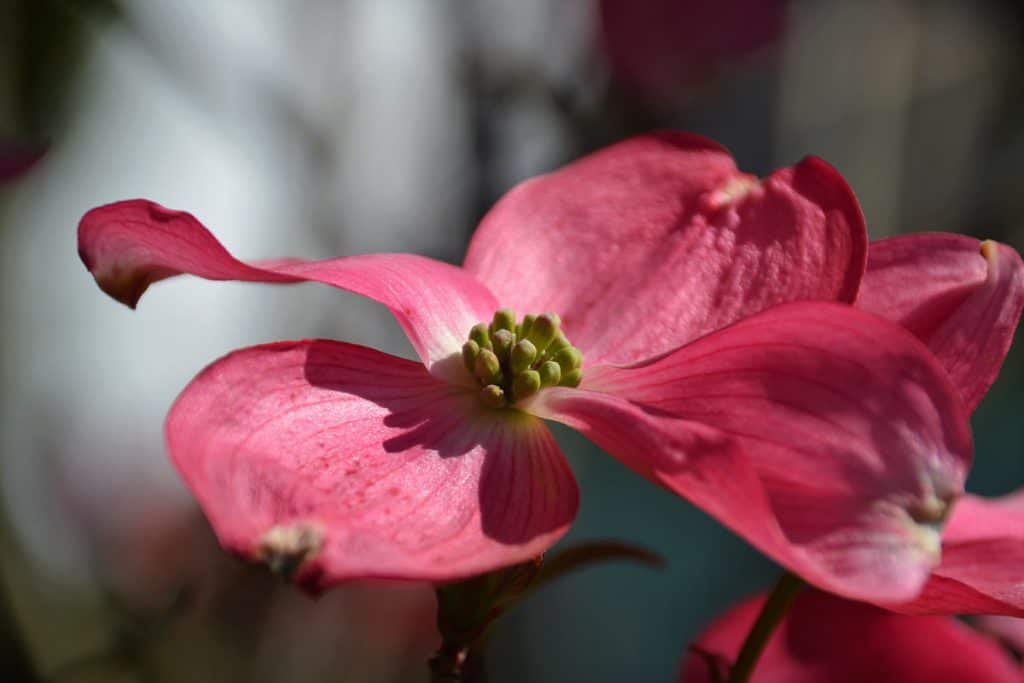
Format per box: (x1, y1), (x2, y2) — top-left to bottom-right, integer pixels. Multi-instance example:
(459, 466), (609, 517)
(728, 572), (803, 683)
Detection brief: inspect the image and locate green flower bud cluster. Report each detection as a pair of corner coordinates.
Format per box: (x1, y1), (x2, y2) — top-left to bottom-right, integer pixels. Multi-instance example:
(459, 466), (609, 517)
(462, 308), (583, 408)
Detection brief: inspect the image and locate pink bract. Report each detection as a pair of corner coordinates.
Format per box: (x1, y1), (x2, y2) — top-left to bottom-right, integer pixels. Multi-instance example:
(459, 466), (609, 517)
(681, 589), (1021, 683)
(80, 131), (972, 600)
(857, 233), (1024, 615)
(859, 233), (1024, 413)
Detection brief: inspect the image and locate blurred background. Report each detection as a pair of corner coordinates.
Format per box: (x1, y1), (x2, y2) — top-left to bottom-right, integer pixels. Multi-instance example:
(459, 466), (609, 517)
(1, 0), (1022, 681)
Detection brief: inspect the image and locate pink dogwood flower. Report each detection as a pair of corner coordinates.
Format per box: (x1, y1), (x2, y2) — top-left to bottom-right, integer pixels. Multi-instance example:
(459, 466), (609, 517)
(681, 589), (1021, 683)
(79, 132), (972, 601)
(857, 234), (1024, 615)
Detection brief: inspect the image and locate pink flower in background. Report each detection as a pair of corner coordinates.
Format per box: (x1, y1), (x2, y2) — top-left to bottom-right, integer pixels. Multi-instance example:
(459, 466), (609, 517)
(856, 234), (1024, 615)
(0, 140), (46, 183)
(681, 590), (1021, 683)
(80, 132), (971, 600)
(599, 0), (787, 95)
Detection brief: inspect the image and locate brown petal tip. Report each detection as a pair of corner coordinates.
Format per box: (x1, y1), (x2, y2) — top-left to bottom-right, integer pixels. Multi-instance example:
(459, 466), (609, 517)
(257, 522), (324, 579)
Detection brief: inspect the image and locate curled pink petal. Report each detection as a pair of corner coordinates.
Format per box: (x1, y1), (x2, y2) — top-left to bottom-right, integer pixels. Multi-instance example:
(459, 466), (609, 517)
(858, 234), (1024, 411)
(681, 590), (1021, 683)
(78, 200), (499, 376)
(889, 491), (1024, 616)
(464, 132), (866, 365)
(166, 339), (577, 588)
(530, 302), (972, 602)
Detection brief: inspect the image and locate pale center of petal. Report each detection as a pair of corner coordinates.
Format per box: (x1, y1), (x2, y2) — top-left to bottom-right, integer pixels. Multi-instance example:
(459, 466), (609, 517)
(461, 309), (583, 408)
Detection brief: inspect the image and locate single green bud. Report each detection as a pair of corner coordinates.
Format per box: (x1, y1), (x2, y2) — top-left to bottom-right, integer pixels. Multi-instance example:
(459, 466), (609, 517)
(544, 334), (570, 357)
(538, 360), (562, 387)
(518, 314), (537, 340)
(474, 348), (503, 385)
(559, 368), (582, 388)
(491, 329), (515, 360)
(480, 384), (506, 408)
(469, 323), (491, 350)
(490, 308), (517, 334)
(510, 339), (538, 375)
(512, 370), (541, 402)
(462, 340), (481, 374)
(527, 313), (561, 352)
(552, 346), (582, 372)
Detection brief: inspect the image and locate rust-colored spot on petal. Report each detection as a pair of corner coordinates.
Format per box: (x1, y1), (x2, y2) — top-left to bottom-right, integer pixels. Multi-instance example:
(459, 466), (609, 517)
(909, 494), (952, 526)
(258, 522), (324, 579)
(980, 239), (998, 265)
(907, 493), (955, 561)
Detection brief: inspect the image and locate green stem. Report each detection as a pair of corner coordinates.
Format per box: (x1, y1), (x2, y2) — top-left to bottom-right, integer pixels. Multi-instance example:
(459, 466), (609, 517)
(727, 572), (803, 683)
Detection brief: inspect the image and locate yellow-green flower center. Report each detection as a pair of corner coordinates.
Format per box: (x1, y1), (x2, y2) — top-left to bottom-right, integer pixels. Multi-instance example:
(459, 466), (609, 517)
(462, 309), (582, 408)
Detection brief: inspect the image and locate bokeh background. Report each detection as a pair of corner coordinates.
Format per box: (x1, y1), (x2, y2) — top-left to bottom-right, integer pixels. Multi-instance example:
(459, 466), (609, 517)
(1, 1), (1022, 681)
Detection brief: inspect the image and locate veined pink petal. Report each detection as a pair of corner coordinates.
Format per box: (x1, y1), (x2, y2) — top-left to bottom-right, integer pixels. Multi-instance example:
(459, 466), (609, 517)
(464, 132), (866, 365)
(529, 302), (972, 602)
(78, 200), (499, 377)
(165, 339), (577, 588)
(888, 491), (1024, 616)
(681, 590), (1021, 683)
(858, 234), (1024, 411)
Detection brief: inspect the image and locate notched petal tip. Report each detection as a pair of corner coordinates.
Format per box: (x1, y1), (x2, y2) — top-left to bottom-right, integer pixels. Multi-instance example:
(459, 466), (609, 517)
(980, 239), (999, 262)
(83, 261), (165, 310)
(904, 496), (955, 563)
(77, 200), (214, 309)
(908, 493), (954, 529)
(701, 173), (763, 211)
(257, 521), (324, 580)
